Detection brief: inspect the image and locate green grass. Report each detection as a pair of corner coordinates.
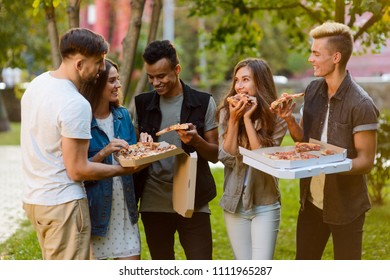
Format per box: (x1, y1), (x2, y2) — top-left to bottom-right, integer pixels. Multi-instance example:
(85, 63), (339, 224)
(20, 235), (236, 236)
(1, 127), (389, 260)
(0, 122), (20, 145)
(1, 168), (389, 260)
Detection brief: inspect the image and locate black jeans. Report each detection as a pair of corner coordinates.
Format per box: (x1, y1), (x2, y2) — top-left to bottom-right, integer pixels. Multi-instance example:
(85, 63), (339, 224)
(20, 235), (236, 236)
(296, 200), (365, 260)
(141, 212), (213, 260)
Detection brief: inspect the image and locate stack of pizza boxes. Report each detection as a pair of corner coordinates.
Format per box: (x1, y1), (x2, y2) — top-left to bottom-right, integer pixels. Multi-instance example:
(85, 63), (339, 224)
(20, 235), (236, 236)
(115, 141), (197, 218)
(239, 139), (352, 179)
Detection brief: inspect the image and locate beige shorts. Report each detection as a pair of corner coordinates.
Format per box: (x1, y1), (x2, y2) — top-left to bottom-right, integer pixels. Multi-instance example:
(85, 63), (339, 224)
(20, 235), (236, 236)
(23, 198), (91, 260)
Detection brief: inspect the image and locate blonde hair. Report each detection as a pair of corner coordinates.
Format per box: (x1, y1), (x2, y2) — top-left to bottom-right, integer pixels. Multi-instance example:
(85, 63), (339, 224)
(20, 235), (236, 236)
(310, 22), (353, 67)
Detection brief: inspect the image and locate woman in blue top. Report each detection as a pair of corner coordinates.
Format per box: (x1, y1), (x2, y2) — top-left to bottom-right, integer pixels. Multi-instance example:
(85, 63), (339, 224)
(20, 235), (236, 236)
(80, 59), (140, 260)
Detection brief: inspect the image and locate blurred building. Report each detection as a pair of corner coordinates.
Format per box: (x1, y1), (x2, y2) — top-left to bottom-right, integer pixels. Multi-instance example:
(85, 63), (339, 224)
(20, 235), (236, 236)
(79, 0), (153, 57)
(348, 38), (390, 77)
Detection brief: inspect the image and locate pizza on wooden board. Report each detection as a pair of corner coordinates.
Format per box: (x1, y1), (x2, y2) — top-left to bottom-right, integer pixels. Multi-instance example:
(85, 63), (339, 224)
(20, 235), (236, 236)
(270, 92), (305, 110)
(155, 123), (190, 136)
(116, 142), (177, 160)
(227, 93), (257, 106)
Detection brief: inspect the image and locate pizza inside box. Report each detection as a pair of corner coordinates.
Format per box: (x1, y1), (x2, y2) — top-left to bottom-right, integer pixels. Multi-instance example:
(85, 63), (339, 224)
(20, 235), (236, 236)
(239, 139), (352, 179)
(114, 141), (184, 167)
(115, 141), (197, 218)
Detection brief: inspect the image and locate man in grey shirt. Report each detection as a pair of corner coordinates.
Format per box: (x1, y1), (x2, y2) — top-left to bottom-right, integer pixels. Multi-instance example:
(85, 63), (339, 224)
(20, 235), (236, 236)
(134, 40), (218, 259)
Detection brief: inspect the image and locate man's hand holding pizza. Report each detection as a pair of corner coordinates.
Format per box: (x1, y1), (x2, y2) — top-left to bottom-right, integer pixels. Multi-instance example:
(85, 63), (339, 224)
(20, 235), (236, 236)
(176, 123), (199, 146)
(270, 92), (305, 142)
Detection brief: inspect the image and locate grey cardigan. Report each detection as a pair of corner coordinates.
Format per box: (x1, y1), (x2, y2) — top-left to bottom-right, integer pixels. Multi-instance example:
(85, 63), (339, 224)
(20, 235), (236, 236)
(218, 109), (287, 213)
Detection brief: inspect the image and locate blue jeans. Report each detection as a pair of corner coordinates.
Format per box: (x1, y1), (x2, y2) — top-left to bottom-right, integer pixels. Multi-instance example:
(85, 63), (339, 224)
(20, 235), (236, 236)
(224, 201), (281, 260)
(296, 200), (365, 260)
(141, 212), (212, 260)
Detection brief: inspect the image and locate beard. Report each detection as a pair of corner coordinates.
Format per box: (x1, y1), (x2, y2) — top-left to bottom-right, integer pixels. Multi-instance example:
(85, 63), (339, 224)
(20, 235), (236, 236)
(82, 72), (100, 87)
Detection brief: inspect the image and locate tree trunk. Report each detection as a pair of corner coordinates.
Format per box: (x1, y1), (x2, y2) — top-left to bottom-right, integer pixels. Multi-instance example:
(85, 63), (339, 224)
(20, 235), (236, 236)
(127, 0), (162, 115)
(67, 0), (81, 28)
(120, 0), (146, 105)
(45, 4), (61, 69)
(0, 93), (10, 132)
(335, 0), (345, 23)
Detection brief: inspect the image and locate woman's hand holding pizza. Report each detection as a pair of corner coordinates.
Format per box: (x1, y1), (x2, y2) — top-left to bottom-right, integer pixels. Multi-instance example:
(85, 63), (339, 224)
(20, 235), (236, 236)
(243, 99), (257, 120)
(97, 138), (129, 161)
(228, 95), (255, 122)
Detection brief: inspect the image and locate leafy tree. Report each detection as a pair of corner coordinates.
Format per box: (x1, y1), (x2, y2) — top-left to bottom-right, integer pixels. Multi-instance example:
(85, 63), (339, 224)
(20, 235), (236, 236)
(184, 0), (390, 57)
(32, 0), (81, 68)
(0, 0), (69, 73)
(0, 0), (53, 131)
(127, 0), (162, 113)
(367, 110), (390, 205)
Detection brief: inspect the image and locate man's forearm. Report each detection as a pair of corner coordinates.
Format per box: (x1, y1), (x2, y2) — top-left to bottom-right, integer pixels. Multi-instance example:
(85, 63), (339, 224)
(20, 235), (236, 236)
(285, 116), (304, 142)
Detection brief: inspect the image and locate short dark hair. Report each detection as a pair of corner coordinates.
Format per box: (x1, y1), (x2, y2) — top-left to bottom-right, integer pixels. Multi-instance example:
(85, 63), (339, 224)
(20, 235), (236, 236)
(142, 40), (179, 68)
(60, 28), (109, 59)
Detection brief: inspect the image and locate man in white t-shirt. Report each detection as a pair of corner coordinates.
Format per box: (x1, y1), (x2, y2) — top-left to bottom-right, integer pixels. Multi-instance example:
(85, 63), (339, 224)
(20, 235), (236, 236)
(21, 28), (141, 260)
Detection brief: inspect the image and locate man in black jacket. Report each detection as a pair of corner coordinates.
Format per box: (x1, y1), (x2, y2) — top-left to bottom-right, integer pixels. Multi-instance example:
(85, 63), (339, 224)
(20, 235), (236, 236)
(134, 40), (218, 260)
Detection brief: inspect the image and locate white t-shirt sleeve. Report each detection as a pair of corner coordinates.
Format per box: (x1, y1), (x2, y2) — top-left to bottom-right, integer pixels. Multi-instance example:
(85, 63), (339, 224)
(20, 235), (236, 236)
(59, 98), (92, 139)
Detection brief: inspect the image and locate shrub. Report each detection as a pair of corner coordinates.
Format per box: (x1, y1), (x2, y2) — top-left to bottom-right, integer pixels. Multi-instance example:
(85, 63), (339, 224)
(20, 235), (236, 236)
(367, 110), (390, 205)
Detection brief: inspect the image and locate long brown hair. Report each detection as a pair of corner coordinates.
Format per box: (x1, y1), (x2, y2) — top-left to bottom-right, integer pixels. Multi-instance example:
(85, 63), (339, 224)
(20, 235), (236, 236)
(216, 58), (278, 148)
(80, 58), (121, 114)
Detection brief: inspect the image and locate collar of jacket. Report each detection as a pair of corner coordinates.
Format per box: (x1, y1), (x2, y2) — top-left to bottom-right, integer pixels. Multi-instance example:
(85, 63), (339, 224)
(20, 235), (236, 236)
(91, 105), (123, 128)
(317, 70), (352, 102)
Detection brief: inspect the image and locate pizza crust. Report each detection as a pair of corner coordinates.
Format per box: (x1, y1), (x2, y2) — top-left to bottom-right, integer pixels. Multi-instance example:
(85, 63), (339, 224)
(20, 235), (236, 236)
(156, 123), (190, 136)
(270, 92), (305, 110)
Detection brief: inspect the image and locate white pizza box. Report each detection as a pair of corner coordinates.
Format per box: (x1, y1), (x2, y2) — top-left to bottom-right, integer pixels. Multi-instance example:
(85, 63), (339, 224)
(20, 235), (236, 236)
(173, 152), (197, 218)
(115, 141), (185, 167)
(239, 139), (346, 169)
(242, 155), (352, 179)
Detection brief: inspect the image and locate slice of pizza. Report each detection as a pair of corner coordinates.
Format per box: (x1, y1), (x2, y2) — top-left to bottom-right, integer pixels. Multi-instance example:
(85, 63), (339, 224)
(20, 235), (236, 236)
(295, 142), (321, 153)
(227, 93), (257, 106)
(155, 123), (190, 136)
(270, 92), (305, 110)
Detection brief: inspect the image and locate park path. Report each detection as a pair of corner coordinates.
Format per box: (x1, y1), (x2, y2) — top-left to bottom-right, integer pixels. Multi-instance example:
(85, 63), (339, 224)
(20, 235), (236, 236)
(0, 146), (25, 243)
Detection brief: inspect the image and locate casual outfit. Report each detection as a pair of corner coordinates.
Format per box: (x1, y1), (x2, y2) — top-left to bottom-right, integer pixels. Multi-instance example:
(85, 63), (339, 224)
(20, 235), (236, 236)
(21, 71), (92, 259)
(85, 106), (140, 259)
(296, 71), (379, 259)
(134, 80), (217, 260)
(218, 109), (287, 259)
